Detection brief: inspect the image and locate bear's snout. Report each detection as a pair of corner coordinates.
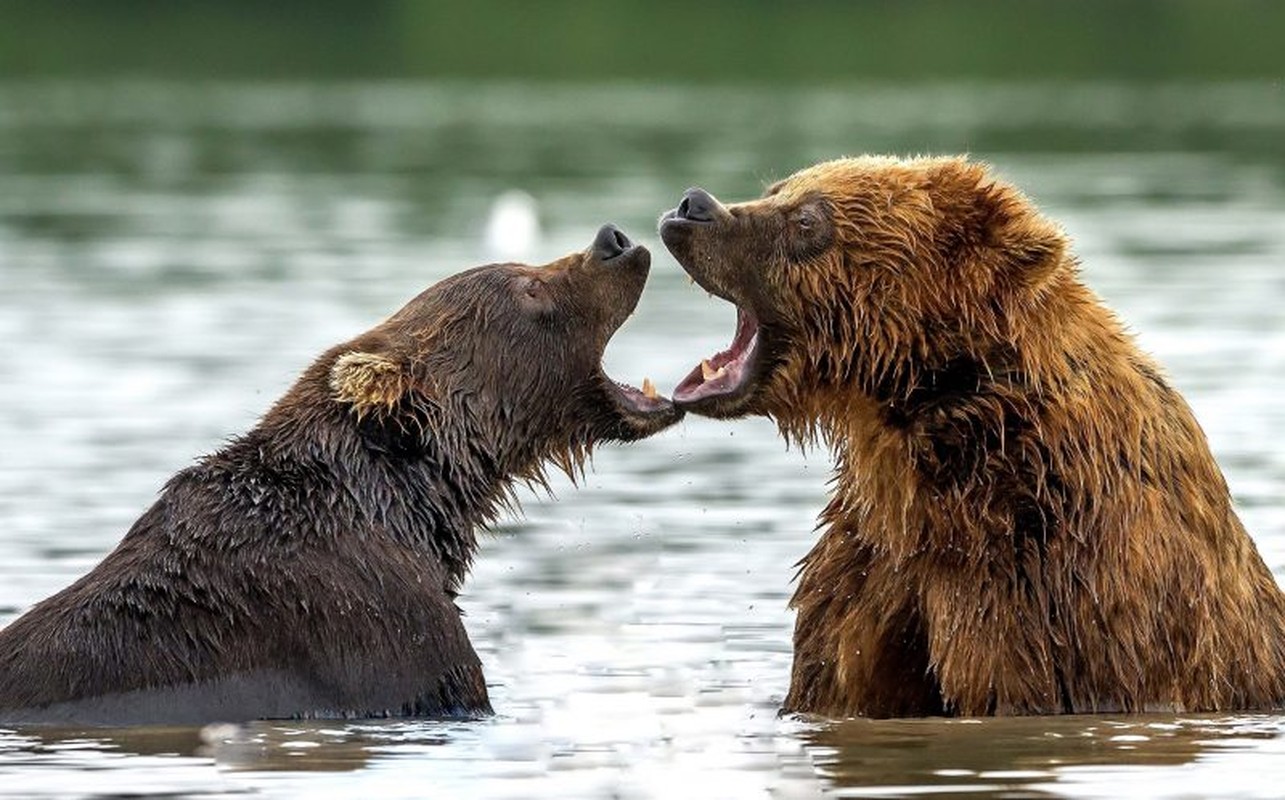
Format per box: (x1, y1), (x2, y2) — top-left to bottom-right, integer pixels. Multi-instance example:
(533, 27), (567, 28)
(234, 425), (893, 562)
(591, 223), (634, 262)
(675, 187), (720, 223)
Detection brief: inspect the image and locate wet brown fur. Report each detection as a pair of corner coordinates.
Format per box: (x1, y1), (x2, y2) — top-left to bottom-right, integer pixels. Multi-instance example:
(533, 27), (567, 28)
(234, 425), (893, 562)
(0, 241), (679, 725)
(665, 156), (1285, 717)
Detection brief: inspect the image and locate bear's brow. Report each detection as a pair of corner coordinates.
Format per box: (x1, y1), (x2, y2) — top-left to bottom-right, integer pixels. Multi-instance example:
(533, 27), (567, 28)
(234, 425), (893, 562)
(764, 180), (786, 197)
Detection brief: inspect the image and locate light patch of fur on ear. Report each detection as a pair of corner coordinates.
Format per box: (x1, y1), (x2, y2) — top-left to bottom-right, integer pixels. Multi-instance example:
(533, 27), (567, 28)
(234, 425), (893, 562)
(330, 351), (406, 415)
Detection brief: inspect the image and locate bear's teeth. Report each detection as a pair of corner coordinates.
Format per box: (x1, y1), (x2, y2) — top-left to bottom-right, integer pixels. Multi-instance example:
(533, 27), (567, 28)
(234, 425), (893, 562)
(700, 360), (728, 382)
(642, 377), (657, 399)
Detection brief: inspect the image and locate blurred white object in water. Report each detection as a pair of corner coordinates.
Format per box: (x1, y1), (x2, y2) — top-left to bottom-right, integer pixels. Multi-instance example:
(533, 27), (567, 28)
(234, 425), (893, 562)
(484, 190), (540, 262)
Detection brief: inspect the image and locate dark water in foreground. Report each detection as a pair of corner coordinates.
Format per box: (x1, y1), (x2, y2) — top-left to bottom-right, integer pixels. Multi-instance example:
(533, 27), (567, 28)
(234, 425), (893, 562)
(0, 80), (1283, 798)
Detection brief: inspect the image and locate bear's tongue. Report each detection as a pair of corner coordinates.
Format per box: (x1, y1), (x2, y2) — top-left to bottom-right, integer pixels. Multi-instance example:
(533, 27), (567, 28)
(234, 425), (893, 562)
(673, 307), (759, 403)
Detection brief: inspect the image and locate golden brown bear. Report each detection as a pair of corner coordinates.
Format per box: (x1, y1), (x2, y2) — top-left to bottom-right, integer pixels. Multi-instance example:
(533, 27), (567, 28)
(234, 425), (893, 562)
(660, 155), (1285, 717)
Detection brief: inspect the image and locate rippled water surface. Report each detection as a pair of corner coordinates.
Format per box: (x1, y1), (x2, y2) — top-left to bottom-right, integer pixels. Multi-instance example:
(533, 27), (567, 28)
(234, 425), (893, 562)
(1, 80), (1283, 798)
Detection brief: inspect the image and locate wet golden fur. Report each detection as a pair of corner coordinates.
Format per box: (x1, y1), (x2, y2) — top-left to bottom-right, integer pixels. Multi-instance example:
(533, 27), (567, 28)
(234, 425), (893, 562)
(674, 156), (1285, 716)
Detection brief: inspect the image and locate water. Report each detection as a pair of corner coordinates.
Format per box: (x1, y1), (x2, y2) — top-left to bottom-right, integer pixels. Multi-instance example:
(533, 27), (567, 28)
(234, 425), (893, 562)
(0, 79), (1283, 798)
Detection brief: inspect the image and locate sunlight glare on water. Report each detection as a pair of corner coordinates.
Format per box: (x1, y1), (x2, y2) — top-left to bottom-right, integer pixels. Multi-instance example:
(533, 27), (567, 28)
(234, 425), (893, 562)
(0, 80), (1283, 799)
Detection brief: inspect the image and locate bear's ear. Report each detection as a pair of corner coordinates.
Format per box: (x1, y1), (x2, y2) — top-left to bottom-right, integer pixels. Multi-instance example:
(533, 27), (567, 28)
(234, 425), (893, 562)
(987, 210), (1067, 289)
(971, 174), (1068, 290)
(929, 159), (1068, 289)
(329, 351), (407, 414)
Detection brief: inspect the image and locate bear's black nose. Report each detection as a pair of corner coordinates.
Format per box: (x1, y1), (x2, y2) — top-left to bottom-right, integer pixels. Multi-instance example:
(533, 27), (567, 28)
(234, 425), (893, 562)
(676, 188), (717, 223)
(592, 223), (632, 261)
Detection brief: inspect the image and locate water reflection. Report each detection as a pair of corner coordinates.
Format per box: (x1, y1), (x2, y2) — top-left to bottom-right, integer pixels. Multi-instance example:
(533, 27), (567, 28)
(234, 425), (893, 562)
(1, 79), (1283, 798)
(2, 722), (402, 772)
(804, 715), (1285, 798)
(7, 714), (1285, 798)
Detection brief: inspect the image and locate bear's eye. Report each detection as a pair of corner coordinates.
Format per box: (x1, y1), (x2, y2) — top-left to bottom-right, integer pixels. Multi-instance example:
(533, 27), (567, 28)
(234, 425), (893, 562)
(785, 200), (833, 262)
(791, 206), (822, 232)
(514, 275), (555, 316)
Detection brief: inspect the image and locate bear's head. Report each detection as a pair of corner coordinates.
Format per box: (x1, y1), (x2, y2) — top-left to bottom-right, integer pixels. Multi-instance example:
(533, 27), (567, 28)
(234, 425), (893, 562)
(317, 224), (680, 479)
(658, 156), (1069, 432)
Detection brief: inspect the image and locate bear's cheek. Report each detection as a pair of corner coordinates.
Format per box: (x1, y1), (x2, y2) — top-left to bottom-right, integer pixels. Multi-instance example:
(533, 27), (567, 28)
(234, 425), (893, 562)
(658, 219), (700, 265)
(703, 218), (777, 291)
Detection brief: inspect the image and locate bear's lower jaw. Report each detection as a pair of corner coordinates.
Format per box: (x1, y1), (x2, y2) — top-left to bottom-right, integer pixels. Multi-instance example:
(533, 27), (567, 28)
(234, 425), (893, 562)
(672, 306), (762, 413)
(610, 378), (677, 416)
(596, 371), (683, 441)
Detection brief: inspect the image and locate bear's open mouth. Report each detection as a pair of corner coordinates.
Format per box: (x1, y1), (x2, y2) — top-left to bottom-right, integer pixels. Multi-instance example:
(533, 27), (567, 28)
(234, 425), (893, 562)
(611, 380), (673, 418)
(596, 248), (675, 417)
(672, 306), (761, 405)
(608, 373), (672, 414)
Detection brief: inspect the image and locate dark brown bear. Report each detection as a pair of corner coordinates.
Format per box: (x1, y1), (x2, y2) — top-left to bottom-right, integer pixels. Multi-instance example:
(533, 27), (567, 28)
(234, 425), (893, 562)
(659, 156), (1285, 717)
(0, 224), (680, 726)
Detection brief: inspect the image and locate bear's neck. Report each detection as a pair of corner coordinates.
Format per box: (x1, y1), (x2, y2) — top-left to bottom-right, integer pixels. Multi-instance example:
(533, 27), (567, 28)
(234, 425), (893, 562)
(210, 401), (527, 589)
(778, 280), (1145, 560)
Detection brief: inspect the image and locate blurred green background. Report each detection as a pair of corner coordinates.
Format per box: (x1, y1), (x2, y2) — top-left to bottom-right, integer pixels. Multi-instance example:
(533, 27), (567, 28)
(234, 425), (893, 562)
(3, 0), (1283, 82)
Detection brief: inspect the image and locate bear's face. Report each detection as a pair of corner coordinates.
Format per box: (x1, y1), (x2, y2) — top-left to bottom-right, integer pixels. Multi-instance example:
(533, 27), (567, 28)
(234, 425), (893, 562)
(659, 156), (1066, 422)
(328, 225), (679, 472)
